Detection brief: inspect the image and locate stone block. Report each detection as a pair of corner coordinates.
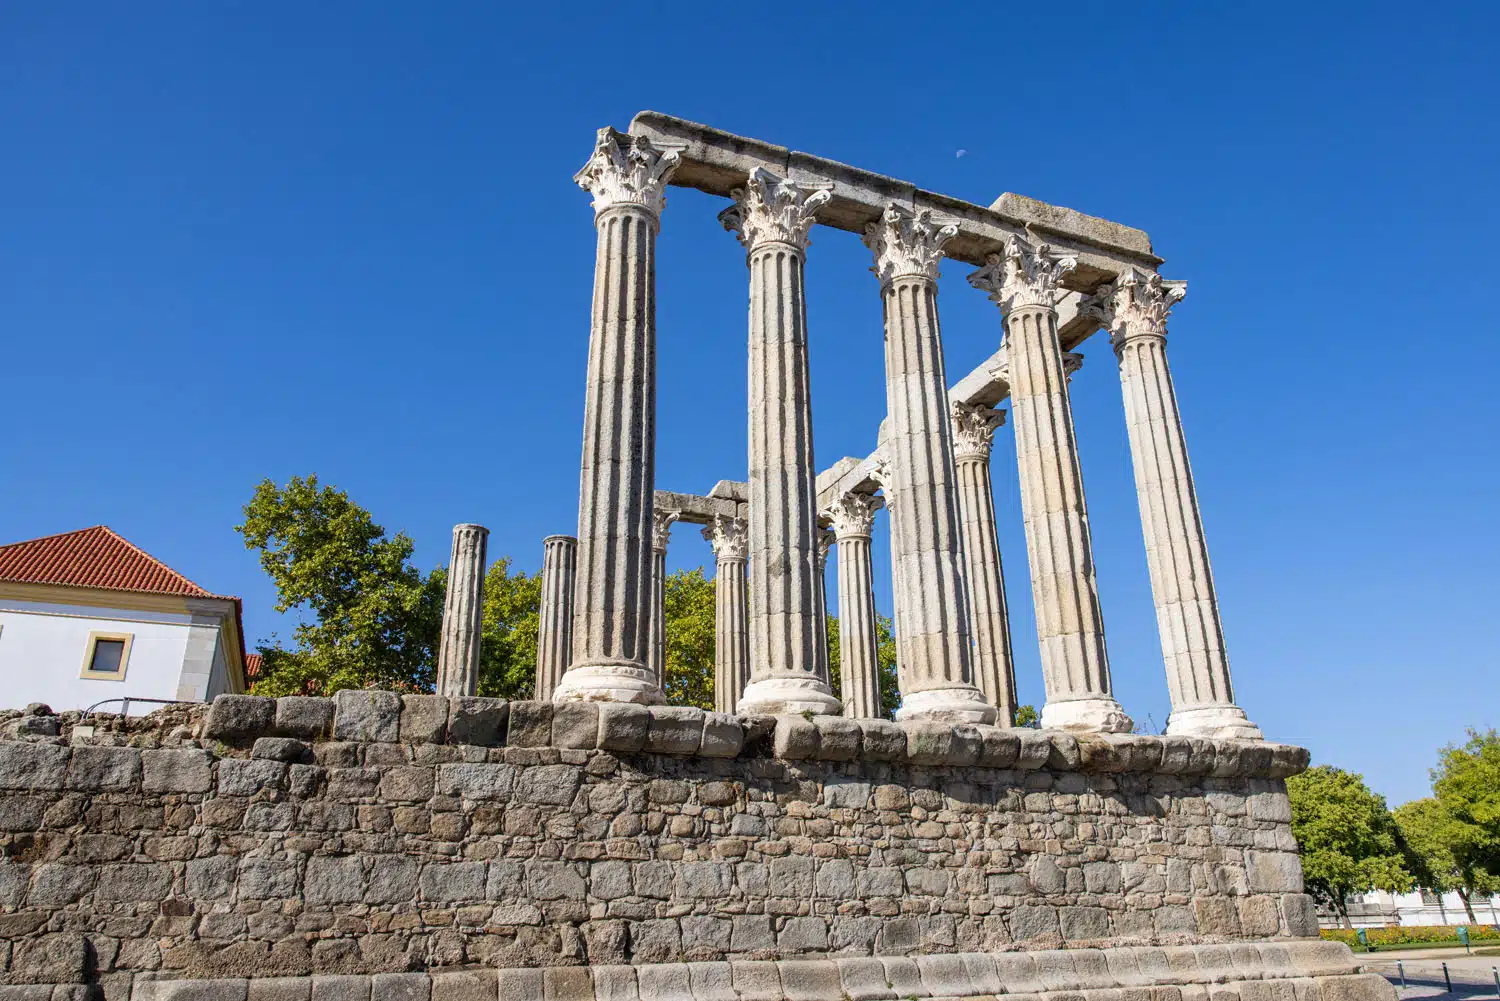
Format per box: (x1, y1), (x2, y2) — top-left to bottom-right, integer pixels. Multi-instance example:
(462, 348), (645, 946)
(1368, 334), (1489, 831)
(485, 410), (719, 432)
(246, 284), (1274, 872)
(1267, 744), (1311, 779)
(204, 695), (276, 740)
(185, 856), (237, 900)
(822, 779), (871, 809)
(1193, 897), (1242, 936)
(772, 716), (819, 759)
(686, 962), (735, 1001)
(305, 856), (365, 904)
(1281, 893), (1320, 937)
(873, 919), (919, 956)
(917, 954), (975, 998)
(311, 980), (369, 1001)
(495, 972), (541, 1001)
(629, 919), (681, 963)
(1015, 729), (1053, 769)
(507, 701), (553, 747)
(436, 763), (516, 800)
(0, 742), (69, 790)
(699, 713), (743, 758)
(902, 721), (953, 765)
(515, 763), (583, 806)
(332, 690), (401, 742)
(551, 703), (600, 749)
(877, 958), (923, 997)
(527, 860), (586, 900)
(680, 916), (732, 957)
(812, 717), (861, 760)
(368, 977), (429, 1001)
(250, 737), (310, 762)
(836, 957), (895, 1000)
(731, 914), (775, 953)
(777, 917), (828, 953)
(1313, 976), (1396, 1001)
(1239, 743), (1275, 776)
(1047, 731), (1082, 769)
(153, 982), (249, 1001)
(9, 934), (87, 985)
(1247, 851), (1303, 893)
(397, 696), (448, 743)
(976, 726), (1020, 767)
(430, 971), (495, 1001)
(446, 697), (509, 746)
(1010, 904), (1061, 942)
(588, 968), (637, 1001)
(597, 703), (649, 752)
(856, 720), (906, 761)
(1061, 905), (1110, 941)
(28, 864), (96, 906)
(271, 697), (333, 740)
(634, 966), (689, 1001)
(646, 706), (705, 755)
(541, 968), (593, 1001)
(947, 724), (983, 765)
(1239, 896), (1282, 937)
(420, 860), (488, 902)
(96, 863), (171, 902)
(729, 962), (781, 1001)
(66, 746), (141, 791)
(219, 759), (287, 796)
(248, 979), (313, 1001)
(776, 961), (840, 1001)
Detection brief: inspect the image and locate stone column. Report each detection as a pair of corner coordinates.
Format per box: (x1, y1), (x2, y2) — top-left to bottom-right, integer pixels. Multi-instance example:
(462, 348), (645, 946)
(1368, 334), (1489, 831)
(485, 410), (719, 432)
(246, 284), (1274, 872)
(825, 492), (882, 719)
(647, 509), (677, 690)
(703, 516), (750, 714)
(950, 403), (1019, 725)
(719, 167), (841, 715)
(865, 204), (993, 723)
(1083, 270), (1263, 739)
(814, 527), (834, 675)
(435, 523), (488, 697)
(968, 236), (1131, 732)
(535, 534), (576, 701)
(556, 128), (680, 704)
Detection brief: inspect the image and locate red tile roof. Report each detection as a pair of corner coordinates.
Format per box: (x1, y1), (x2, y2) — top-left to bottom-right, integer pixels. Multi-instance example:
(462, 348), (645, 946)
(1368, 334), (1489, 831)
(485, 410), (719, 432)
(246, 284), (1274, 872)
(244, 653), (263, 679)
(0, 525), (227, 598)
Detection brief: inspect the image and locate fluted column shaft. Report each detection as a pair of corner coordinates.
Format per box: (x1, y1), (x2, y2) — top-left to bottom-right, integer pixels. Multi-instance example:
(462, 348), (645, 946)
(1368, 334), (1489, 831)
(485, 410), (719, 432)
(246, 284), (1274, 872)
(720, 169), (841, 715)
(866, 206), (993, 723)
(436, 524), (488, 697)
(814, 529), (832, 673)
(826, 494), (882, 719)
(535, 535), (576, 700)
(557, 129), (680, 704)
(1090, 271), (1262, 739)
(647, 510), (676, 690)
(704, 517), (750, 715)
(970, 237), (1130, 732)
(951, 405), (1019, 725)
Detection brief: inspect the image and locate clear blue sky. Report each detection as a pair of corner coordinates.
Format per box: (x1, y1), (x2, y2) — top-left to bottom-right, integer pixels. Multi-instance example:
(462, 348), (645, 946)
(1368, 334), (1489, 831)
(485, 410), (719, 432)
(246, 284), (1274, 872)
(3, 3), (1495, 806)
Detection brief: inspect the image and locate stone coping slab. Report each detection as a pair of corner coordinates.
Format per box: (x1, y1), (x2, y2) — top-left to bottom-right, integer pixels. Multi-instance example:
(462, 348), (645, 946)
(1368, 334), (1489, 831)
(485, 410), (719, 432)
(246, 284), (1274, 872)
(0, 694), (1308, 781)
(31, 942), (1390, 1001)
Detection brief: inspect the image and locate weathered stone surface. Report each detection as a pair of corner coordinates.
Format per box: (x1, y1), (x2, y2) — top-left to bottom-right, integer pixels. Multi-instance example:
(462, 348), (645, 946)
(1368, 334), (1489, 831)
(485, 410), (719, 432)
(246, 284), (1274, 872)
(446, 697), (508, 746)
(332, 691), (400, 743)
(856, 720), (905, 761)
(205, 696), (277, 741)
(698, 714), (743, 758)
(251, 738), (309, 763)
(507, 702), (553, 748)
(811, 717), (860, 761)
(397, 696), (448, 744)
(0, 743), (69, 791)
(275, 698), (334, 740)
(597, 704), (649, 753)
(551, 703), (600, 750)
(771, 717), (818, 760)
(66, 746), (140, 791)
(645, 707), (704, 755)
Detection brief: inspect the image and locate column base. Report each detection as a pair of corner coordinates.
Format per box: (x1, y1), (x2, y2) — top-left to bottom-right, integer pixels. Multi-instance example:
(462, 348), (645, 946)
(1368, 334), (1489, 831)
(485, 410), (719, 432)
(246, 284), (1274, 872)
(894, 686), (998, 724)
(737, 676), (843, 716)
(1041, 697), (1133, 733)
(1166, 703), (1264, 741)
(552, 660), (664, 705)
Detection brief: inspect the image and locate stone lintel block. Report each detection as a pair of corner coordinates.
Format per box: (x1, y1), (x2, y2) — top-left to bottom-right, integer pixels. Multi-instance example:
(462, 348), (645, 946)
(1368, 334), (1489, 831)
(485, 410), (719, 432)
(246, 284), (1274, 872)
(1014, 730), (1053, 769)
(901, 721), (953, 765)
(1209, 740), (1243, 777)
(588, 967), (638, 1001)
(494, 971), (542, 1001)
(552, 702), (601, 750)
(203, 695), (276, 741)
(332, 691), (400, 743)
(0, 741), (70, 791)
(634, 965), (688, 1001)
(597, 704), (649, 753)
(812, 716), (861, 760)
(948, 724), (983, 765)
(855, 720), (905, 761)
(685, 962), (735, 1001)
(1266, 744), (1311, 779)
(772, 716), (819, 760)
(835, 957), (896, 1000)
(141, 747), (212, 793)
(775, 960), (840, 1001)
(66, 745), (141, 791)
(247, 979), (313, 1001)
(976, 726), (1021, 767)
(699, 713), (744, 758)
(446, 697), (509, 746)
(1238, 743), (1275, 776)
(430, 971), (496, 1001)
(398, 696), (449, 744)
(1046, 731), (1082, 770)
(507, 702), (554, 748)
(539, 967), (593, 1001)
(645, 707), (705, 755)
(916, 953), (976, 997)
(275, 697), (334, 740)
(728, 961), (782, 1001)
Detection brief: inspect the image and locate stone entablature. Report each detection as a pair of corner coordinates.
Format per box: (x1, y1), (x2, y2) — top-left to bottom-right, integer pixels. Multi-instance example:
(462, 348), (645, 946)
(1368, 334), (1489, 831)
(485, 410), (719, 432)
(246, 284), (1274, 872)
(0, 695), (1328, 993)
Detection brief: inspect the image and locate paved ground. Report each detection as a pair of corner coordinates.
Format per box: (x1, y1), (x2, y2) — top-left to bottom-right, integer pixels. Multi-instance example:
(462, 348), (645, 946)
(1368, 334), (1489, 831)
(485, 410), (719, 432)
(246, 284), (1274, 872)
(1362, 952), (1500, 1000)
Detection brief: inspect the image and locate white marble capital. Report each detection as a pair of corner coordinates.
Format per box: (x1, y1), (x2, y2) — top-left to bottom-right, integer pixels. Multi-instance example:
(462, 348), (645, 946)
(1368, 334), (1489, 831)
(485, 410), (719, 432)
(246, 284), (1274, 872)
(719, 167), (832, 253)
(702, 515), (749, 560)
(967, 235), (1078, 313)
(863, 204), (958, 287)
(1081, 268), (1188, 347)
(824, 491), (879, 541)
(573, 128), (683, 219)
(951, 402), (1006, 463)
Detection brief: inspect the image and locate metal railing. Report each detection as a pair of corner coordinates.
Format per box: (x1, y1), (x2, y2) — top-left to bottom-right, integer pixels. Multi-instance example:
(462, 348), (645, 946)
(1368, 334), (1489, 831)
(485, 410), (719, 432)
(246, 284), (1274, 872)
(80, 696), (189, 720)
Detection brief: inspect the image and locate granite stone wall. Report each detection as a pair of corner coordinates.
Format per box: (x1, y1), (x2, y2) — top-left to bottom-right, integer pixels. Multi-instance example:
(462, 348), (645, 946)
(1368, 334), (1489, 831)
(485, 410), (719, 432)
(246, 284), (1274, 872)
(0, 693), (1381, 1001)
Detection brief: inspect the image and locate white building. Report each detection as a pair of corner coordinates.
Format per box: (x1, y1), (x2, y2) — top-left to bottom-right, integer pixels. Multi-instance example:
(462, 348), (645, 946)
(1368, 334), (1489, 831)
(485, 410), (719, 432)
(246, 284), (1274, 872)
(1333, 889), (1500, 928)
(0, 526), (248, 713)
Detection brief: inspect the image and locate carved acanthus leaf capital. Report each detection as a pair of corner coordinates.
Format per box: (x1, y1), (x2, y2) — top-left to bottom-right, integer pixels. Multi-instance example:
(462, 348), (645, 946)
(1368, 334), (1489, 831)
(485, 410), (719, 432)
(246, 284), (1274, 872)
(967, 235), (1078, 313)
(1080, 269), (1187, 346)
(702, 516), (748, 561)
(951, 403), (1007, 462)
(824, 491), (879, 540)
(815, 528), (835, 569)
(718, 168), (833, 253)
(651, 509), (679, 552)
(863, 204), (958, 286)
(574, 128), (684, 219)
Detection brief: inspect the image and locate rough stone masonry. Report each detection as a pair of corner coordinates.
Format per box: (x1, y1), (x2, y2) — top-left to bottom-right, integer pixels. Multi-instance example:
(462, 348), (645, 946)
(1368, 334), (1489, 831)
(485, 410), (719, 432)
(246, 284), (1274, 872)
(0, 694), (1392, 1001)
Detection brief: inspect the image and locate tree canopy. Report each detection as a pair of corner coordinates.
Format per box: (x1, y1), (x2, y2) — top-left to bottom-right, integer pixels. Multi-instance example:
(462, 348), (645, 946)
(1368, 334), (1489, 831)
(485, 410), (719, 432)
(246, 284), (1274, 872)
(1287, 764), (1412, 926)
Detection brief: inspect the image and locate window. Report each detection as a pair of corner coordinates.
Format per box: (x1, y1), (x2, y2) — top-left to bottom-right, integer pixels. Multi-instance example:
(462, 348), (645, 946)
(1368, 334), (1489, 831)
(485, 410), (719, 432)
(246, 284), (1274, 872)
(81, 632), (132, 681)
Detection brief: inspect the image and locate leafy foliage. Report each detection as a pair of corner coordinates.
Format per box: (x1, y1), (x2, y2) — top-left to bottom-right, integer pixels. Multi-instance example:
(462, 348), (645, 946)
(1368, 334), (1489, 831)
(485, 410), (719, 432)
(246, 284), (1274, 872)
(476, 558), (542, 700)
(826, 611), (901, 720)
(1014, 703), (1040, 728)
(662, 568), (716, 710)
(1321, 924), (1500, 948)
(1287, 765), (1412, 926)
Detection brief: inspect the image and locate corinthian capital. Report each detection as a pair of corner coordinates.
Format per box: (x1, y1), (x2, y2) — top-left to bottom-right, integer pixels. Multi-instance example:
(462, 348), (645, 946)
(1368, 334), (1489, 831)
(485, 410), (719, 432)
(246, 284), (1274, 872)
(651, 509), (679, 553)
(824, 491), (879, 541)
(951, 403), (1007, 462)
(1081, 269), (1187, 346)
(718, 168), (832, 253)
(815, 527), (835, 569)
(863, 204), (958, 286)
(967, 235), (1078, 313)
(574, 128), (684, 219)
(702, 516), (748, 560)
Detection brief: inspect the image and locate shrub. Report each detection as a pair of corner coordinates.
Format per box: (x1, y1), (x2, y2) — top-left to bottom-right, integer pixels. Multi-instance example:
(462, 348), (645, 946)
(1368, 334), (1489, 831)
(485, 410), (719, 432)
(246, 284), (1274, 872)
(1321, 925), (1500, 947)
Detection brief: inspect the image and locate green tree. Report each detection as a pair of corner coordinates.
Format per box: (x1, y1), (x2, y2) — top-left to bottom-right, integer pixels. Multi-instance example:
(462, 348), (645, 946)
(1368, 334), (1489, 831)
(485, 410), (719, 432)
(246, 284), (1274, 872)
(826, 612), (901, 720)
(1395, 796), (1499, 923)
(236, 475), (445, 696)
(1287, 765), (1413, 927)
(1433, 729), (1500, 833)
(476, 557), (542, 700)
(662, 568), (716, 710)
(1014, 704), (1041, 728)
